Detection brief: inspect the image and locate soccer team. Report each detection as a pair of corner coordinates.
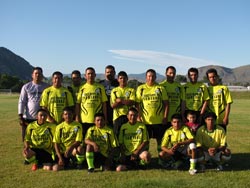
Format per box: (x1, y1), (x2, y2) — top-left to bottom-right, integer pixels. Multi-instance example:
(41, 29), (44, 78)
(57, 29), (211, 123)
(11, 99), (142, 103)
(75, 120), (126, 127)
(18, 65), (233, 175)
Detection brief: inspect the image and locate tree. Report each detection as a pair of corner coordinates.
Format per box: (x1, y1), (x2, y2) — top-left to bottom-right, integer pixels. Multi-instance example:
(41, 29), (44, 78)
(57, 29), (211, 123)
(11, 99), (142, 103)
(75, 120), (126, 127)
(175, 75), (187, 83)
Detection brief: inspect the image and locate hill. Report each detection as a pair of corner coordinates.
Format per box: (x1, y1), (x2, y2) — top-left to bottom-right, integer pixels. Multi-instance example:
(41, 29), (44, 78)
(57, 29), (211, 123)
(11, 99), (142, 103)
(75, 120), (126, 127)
(1, 47), (249, 84)
(197, 65), (250, 84)
(0, 47), (33, 80)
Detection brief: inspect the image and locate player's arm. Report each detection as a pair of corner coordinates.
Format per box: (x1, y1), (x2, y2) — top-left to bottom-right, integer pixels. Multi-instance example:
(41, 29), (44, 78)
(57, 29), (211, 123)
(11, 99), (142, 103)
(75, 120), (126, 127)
(200, 100), (209, 116)
(181, 100), (187, 122)
(223, 103), (231, 126)
(75, 103), (81, 122)
(162, 100), (169, 125)
(64, 141), (81, 158)
(54, 142), (64, 166)
(85, 139), (99, 152)
(102, 102), (107, 123)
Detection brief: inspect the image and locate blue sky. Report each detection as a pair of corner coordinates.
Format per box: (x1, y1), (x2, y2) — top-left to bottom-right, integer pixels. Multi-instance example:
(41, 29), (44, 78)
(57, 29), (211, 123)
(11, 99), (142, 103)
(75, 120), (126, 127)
(1, 0), (249, 77)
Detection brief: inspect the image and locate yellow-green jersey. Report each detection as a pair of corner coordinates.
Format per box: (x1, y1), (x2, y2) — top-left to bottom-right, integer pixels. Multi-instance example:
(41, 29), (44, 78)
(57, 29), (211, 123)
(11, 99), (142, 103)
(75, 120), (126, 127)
(68, 84), (84, 104)
(40, 86), (74, 123)
(85, 126), (118, 157)
(207, 85), (233, 124)
(110, 86), (136, 121)
(161, 126), (194, 148)
(195, 125), (227, 149)
(53, 121), (83, 153)
(119, 122), (149, 156)
(77, 83), (108, 123)
(182, 82), (209, 111)
(160, 80), (182, 122)
(136, 83), (168, 124)
(25, 121), (56, 154)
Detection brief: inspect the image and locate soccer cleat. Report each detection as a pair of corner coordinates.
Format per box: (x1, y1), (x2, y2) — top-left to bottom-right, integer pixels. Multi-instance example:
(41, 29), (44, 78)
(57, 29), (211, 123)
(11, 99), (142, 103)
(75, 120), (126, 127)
(31, 164), (38, 171)
(199, 164), (206, 172)
(24, 159), (30, 165)
(189, 168), (197, 175)
(87, 168), (95, 173)
(76, 164), (84, 170)
(216, 165), (223, 171)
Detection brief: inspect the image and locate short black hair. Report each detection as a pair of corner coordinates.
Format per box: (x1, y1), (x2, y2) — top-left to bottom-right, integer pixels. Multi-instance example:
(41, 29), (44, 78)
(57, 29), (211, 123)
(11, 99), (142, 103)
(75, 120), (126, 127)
(128, 107), (138, 114)
(188, 67), (199, 76)
(71, 70), (81, 76)
(206, 68), (218, 78)
(171, 113), (182, 121)
(33, 67), (43, 73)
(203, 112), (217, 120)
(94, 112), (105, 119)
(166, 66), (176, 73)
(118, 71), (128, 79)
(52, 71), (63, 78)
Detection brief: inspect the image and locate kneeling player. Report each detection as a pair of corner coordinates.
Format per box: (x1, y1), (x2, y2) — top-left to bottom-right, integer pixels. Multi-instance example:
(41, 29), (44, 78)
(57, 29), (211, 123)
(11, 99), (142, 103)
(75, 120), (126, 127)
(85, 113), (119, 173)
(196, 112), (231, 171)
(53, 107), (85, 170)
(116, 107), (151, 171)
(159, 114), (197, 175)
(23, 109), (57, 171)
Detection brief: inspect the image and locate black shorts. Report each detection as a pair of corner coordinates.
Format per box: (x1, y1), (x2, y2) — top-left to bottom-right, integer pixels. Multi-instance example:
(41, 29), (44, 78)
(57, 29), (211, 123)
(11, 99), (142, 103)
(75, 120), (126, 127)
(121, 155), (140, 170)
(31, 148), (54, 164)
(146, 124), (166, 141)
(113, 115), (128, 136)
(94, 152), (107, 166)
(81, 123), (95, 137)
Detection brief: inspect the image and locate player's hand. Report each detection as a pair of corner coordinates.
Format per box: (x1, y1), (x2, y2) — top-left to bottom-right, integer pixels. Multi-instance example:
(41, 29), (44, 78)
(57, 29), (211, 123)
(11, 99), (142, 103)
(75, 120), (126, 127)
(93, 143), (99, 152)
(19, 118), (26, 127)
(58, 158), (64, 166)
(208, 148), (216, 156)
(223, 117), (229, 126)
(131, 153), (138, 161)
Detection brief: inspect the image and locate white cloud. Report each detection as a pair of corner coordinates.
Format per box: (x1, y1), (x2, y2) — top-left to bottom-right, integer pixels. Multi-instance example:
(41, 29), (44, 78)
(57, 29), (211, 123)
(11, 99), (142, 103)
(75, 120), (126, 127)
(109, 50), (221, 75)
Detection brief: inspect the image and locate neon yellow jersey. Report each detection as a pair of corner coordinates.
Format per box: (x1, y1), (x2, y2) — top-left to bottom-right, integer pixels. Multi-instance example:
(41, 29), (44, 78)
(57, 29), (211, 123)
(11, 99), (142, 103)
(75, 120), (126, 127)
(85, 126), (118, 157)
(53, 121), (83, 153)
(40, 86), (74, 124)
(182, 82), (209, 111)
(207, 85), (233, 124)
(161, 126), (194, 148)
(195, 125), (227, 149)
(110, 86), (136, 121)
(160, 80), (182, 122)
(119, 122), (149, 156)
(68, 83), (84, 104)
(136, 83), (168, 124)
(25, 121), (56, 154)
(77, 83), (108, 123)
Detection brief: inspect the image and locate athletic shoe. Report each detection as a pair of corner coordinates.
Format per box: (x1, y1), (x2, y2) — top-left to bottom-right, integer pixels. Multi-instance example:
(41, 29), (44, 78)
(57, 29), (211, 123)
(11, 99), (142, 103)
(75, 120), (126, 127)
(87, 168), (95, 173)
(76, 164), (84, 170)
(199, 164), (206, 172)
(24, 159), (30, 165)
(216, 165), (223, 171)
(31, 164), (38, 171)
(189, 168), (197, 175)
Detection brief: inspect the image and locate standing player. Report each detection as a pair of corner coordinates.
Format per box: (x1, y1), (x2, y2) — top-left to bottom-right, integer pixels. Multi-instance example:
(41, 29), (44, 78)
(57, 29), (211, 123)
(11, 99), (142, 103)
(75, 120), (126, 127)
(85, 113), (119, 172)
(181, 67), (209, 123)
(99, 65), (119, 127)
(159, 114), (197, 175)
(18, 67), (49, 141)
(67, 70), (84, 105)
(160, 66), (182, 128)
(23, 109), (56, 171)
(116, 107), (151, 171)
(53, 107), (85, 170)
(136, 69), (169, 153)
(110, 71), (136, 136)
(206, 68), (233, 131)
(40, 71), (74, 124)
(75, 67), (108, 137)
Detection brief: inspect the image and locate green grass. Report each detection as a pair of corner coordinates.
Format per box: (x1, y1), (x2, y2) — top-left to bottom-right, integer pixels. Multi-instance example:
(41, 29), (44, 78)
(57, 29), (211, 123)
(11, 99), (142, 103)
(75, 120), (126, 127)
(0, 93), (250, 188)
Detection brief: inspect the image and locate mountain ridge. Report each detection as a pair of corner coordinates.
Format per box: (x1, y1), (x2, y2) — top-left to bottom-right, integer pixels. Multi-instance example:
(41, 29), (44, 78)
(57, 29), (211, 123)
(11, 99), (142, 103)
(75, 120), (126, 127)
(1, 47), (249, 84)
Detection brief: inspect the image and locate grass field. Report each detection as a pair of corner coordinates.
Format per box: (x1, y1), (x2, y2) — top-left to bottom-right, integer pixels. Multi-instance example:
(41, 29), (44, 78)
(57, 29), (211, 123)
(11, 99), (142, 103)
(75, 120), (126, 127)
(0, 93), (250, 188)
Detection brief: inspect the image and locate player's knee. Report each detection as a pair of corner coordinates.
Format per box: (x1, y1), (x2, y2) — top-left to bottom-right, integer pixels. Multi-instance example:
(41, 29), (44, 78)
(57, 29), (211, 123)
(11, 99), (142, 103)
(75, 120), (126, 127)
(116, 165), (127, 172)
